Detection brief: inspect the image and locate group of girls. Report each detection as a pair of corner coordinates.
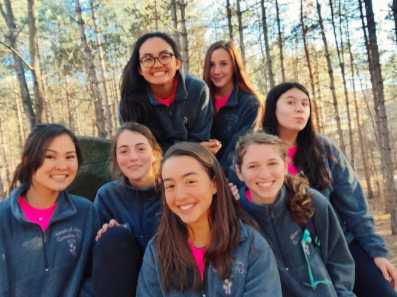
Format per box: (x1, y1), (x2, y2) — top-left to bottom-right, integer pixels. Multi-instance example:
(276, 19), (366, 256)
(0, 30), (396, 297)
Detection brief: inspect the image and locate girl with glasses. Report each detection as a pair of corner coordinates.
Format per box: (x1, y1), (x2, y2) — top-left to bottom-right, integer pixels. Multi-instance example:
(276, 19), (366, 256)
(202, 41), (263, 188)
(137, 142), (282, 296)
(0, 124), (100, 296)
(119, 32), (214, 154)
(262, 82), (397, 296)
(235, 131), (355, 297)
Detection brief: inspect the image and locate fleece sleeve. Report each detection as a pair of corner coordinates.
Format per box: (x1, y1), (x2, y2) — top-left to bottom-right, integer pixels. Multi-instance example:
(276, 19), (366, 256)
(321, 135), (387, 258)
(244, 231), (282, 297)
(187, 83), (213, 143)
(136, 243), (164, 297)
(313, 192), (355, 297)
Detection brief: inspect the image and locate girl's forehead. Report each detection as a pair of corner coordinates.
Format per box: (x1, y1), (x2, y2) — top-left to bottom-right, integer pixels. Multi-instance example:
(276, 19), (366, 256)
(139, 38), (172, 55)
(243, 143), (283, 161)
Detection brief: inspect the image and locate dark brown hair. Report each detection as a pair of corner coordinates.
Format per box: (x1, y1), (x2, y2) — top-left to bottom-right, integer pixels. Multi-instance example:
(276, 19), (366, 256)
(235, 131), (314, 224)
(9, 124), (82, 192)
(156, 142), (256, 292)
(203, 40), (263, 129)
(262, 82), (330, 191)
(110, 122), (163, 186)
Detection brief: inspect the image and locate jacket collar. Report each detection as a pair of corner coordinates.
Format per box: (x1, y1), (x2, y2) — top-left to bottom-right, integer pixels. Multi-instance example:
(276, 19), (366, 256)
(119, 176), (159, 200)
(147, 70), (188, 106)
(239, 185), (287, 221)
(10, 183), (77, 225)
(223, 85), (239, 108)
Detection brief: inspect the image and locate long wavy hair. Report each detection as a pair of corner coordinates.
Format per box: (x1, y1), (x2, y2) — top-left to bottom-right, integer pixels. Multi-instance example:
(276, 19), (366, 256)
(203, 40), (263, 128)
(262, 82), (330, 191)
(156, 142), (257, 292)
(119, 32), (182, 128)
(9, 124), (83, 192)
(110, 122), (163, 187)
(235, 131), (314, 224)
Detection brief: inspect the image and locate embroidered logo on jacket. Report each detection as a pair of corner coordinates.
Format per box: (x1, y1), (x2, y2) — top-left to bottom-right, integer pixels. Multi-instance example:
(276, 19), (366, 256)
(183, 116), (188, 124)
(223, 279), (232, 295)
(55, 227), (82, 256)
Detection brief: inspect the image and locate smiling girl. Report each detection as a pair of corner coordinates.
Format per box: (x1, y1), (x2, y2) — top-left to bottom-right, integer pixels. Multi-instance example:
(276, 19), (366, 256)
(0, 124), (100, 296)
(92, 122), (163, 297)
(235, 131), (355, 297)
(203, 41), (263, 186)
(262, 82), (397, 296)
(137, 142), (282, 296)
(119, 32), (213, 153)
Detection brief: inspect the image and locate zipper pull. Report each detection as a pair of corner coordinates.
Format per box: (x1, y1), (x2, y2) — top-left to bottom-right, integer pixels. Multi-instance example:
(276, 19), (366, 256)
(269, 207), (275, 219)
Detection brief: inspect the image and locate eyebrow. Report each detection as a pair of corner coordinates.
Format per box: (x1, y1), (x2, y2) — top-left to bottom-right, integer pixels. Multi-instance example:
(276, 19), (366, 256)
(46, 149), (76, 154)
(163, 172), (199, 182)
(246, 158), (279, 164)
(285, 96), (309, 101)
(141, 50), (171, 57)
(117, 143), (147, 150)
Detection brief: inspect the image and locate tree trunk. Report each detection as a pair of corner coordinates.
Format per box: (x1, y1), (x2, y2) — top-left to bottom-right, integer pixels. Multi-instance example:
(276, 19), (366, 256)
(329, 0), (354, 166)
(75, 0), (107, 138)
(364, 0), (397, 234)
(90, 0), (113, 136)
(236, 0), (246, 64)
(316, 0), (346, 154)
(179, 0), (189, 73)
(314, 49), (324, 132)
(226, 0), (233, 40)
(300, 0), (321, 133)
(275, 0), (285, 82)
(393, 0), (397, 45)
(170, 0), (181, 50)
(0, 1), (35, 130)
(346, 18), (374, 199)
(154, 0), (159, 31)
(261, 0), (274, 88)
(27, 0), (44, 124)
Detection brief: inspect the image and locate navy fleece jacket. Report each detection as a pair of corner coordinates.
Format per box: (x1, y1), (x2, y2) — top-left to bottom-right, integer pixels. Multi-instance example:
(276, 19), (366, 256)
(0, 183), (100, 297)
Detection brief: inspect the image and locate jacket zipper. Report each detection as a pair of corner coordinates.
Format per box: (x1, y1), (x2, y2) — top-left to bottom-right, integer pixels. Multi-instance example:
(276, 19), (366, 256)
(269, 207), (289, 270)
(42, 231), (49, 272)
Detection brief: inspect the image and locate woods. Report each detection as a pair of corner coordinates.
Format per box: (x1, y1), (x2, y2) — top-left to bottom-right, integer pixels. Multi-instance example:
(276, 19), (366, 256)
(0, 0), (396, 231)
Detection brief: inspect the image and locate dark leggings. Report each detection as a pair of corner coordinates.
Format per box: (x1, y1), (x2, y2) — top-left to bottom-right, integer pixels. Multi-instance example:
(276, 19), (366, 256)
(349, 239), (397, 297)
(92, 226), (142, 297)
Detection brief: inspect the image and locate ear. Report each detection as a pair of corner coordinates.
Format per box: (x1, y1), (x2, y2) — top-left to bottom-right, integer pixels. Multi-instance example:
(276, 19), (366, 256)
(211, 178), (217, 195)
(235, 166), (244, 182)
(284, 161), (289, 175)
(175, 58), (182, 70)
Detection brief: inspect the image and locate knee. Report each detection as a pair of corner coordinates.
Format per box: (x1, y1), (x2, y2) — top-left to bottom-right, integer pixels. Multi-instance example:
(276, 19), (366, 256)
(94, 226), (137, 256)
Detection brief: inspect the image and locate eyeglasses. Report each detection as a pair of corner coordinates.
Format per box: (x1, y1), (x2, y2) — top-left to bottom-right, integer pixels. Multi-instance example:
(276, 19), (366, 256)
(140, 53), (174, 68)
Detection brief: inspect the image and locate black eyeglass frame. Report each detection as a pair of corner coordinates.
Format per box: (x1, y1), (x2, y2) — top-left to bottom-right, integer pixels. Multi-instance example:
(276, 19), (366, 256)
(139, 53), (175, 68)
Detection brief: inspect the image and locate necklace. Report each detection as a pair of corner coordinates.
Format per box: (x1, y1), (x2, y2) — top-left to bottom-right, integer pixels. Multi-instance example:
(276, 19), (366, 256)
(24, 196), (55, 222)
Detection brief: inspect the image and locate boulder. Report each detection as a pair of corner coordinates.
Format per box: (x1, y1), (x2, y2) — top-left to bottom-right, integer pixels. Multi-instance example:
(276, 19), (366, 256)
(67, 136), (113, 202)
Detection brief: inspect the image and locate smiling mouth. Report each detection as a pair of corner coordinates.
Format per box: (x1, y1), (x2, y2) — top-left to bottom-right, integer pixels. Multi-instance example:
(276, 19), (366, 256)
(152, 71), (167, 77)
(257, 181), (274, 188)
(178, 203), (195, 211)
(51, 175), (68, 181)
(128, 165), (142, 170)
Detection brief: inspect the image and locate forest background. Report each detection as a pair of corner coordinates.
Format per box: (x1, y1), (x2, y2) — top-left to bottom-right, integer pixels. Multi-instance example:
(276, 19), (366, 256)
(0, 0), (397, 237)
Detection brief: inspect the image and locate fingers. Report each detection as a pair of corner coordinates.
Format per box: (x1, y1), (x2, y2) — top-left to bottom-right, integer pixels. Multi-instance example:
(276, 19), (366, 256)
(229, 183), (240, 200)
(95, 220), (120, 241)
(386, 262), (397, 290)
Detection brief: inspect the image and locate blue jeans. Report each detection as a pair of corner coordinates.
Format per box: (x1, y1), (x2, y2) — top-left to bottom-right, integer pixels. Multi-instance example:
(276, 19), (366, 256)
(349, 239), (397, 297)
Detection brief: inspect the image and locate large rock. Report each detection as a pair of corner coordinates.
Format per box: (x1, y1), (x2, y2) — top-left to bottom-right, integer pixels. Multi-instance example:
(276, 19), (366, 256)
(67, 136), (113, 202)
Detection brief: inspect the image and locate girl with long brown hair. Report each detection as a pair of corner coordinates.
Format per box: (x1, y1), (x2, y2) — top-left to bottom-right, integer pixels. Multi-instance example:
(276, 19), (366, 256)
(137, 142), (281, 296)
(92, 122), (163, 297)
(235, 131), (355, 297)
(263, 82), (397, 296)
(202, 41), (263, 187)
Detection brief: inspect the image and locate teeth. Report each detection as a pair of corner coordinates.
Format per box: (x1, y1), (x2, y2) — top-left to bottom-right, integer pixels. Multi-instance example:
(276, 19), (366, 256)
(258, 182), (273, 187)
(179, 203), (194, 210)
(152, 71), (166, 77)
(51, 175), (67, 180)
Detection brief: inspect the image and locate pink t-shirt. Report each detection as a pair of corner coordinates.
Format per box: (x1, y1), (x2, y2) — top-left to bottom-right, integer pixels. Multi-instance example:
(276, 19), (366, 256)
(215, 93), (231, 112)
(189, 241), (206, 280)
(287, 146), (298, 175)
(245, 189), (253, 203)
(153, 77), (179, 107)
(18, 196), (56, 232)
